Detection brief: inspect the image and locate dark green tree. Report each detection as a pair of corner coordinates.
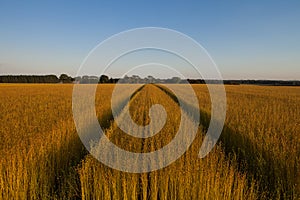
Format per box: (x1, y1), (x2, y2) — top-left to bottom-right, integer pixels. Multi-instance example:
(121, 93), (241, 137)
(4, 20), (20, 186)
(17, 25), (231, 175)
(99, 75), (109, 83)
(59, 74), (73, 83)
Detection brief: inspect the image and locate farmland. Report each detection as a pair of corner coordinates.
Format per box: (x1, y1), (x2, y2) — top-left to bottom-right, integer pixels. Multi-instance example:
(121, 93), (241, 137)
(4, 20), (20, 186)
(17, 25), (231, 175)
(0, 84), (299, 199)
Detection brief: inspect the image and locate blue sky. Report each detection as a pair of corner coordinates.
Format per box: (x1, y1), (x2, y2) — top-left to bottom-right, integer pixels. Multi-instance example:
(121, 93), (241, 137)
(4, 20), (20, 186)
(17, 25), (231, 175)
(0, 1), (299, 79)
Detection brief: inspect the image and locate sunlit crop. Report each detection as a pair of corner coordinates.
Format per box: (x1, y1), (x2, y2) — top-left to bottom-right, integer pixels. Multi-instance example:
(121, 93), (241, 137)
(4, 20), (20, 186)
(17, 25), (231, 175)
(0, 83), (298, 199)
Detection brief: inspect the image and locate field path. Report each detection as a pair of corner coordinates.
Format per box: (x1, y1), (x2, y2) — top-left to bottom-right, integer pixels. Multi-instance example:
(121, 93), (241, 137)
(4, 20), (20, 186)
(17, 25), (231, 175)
(154, 84), (299, 199)
(78, 84), (257, 200)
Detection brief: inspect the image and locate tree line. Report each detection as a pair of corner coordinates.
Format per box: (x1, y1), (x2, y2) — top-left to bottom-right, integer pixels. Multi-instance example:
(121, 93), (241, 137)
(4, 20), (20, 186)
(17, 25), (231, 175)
(0, 74), (299, 86)
(0, 74), (74, 83)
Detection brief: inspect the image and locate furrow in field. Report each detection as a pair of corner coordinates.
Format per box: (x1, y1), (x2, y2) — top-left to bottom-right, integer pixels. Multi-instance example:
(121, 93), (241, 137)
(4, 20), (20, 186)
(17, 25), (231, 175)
(0, 84), (143, 199)
(78, 84), (258, 200)
(154, 84), (299, 199)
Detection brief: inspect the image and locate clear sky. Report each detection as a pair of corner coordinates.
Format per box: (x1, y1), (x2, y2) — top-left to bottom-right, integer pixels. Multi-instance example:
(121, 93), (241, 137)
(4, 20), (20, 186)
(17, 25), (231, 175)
(0, 1), (299, 80)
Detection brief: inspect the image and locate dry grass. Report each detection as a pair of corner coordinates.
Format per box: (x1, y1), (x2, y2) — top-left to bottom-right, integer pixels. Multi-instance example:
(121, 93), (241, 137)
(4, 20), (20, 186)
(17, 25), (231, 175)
(78, 84), (258, 200)
(0, 83), (298, 199)
(0, 84), (115, 199)
(191, 84), (300, 199)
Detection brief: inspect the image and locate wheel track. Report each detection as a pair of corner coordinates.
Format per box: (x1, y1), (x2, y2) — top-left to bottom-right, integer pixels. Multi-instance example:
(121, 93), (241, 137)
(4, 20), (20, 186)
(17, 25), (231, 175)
(153, 84), (296, 199)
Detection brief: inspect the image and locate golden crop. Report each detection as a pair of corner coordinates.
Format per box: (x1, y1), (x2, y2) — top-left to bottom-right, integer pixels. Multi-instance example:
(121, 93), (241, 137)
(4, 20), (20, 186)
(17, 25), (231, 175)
(0, 83), (298, 199)
(191, 85), (300, 199)
(0, 84), (115, 199)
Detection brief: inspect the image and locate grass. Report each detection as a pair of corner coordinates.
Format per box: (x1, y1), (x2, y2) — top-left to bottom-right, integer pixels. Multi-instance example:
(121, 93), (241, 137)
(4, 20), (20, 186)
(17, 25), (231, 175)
(0, 83), (298, 199)
(191, 85), (300, 199)
(0, 84), (114, 199)
(78, 84), (258, 200)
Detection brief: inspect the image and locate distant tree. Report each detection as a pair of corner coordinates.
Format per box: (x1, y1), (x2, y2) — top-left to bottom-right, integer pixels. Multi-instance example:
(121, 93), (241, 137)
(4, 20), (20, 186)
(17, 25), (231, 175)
(171, 77), (181, 83)
(132, 75), (141, 83)
(80, 76), (89, 84)
(74, 76), (81, 83)
(118, 75), (129, 83)
(0, 75), (59, 83)
(109, 78), (119, 83)
(45, 75), (60, 83)
(146, 75), (156, 83)
(165, 77), (181, 83)
(99, 75), (109, 83)
(59, 74), (74, 83)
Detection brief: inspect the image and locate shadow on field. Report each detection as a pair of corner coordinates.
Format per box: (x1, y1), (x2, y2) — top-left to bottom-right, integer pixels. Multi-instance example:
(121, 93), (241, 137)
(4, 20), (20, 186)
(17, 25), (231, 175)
(154, 84), (297, 199)
(54, 85), (147, 199)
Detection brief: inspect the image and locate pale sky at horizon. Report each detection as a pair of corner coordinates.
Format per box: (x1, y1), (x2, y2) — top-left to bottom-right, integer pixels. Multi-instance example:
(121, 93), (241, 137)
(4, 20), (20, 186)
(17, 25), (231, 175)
(0, 1), (299, 80)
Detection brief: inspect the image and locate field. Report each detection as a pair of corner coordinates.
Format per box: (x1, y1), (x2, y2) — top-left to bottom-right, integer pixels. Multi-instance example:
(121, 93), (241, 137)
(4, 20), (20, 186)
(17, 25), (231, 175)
(0, 84), (299, 199)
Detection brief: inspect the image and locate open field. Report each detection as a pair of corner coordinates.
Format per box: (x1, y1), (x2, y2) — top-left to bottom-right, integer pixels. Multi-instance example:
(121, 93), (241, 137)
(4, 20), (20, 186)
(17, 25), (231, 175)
(0, 84), (299, 199)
